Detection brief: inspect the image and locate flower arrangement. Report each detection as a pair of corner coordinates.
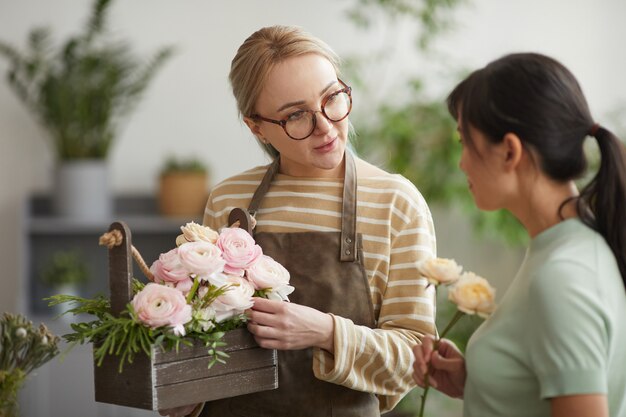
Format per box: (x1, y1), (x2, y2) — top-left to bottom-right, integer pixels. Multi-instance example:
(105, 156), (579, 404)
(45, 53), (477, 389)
(48, 221), (294, 372)
(415, 257), (496, 417)
(0, 313), (60, 417)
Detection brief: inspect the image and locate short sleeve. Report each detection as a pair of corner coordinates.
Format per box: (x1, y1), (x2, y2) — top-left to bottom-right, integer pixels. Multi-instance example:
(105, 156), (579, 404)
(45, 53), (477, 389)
(528, 260), (609, 399)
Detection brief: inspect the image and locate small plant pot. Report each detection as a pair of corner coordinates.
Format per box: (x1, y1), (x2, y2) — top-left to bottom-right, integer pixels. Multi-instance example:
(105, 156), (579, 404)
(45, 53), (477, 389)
(158, 172), (208, 218)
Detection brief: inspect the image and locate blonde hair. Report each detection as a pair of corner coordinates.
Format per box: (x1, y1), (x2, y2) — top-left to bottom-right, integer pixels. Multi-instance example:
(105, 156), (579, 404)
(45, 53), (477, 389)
(229, 25), (341, 158)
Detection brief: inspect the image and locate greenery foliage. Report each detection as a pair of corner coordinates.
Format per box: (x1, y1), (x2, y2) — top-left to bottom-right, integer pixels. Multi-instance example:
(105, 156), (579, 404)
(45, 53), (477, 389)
(0, 0), (175, 160)
(345, 0), (465, 49)
(160, 156), (208, 176)
(40, 250), (90, 287)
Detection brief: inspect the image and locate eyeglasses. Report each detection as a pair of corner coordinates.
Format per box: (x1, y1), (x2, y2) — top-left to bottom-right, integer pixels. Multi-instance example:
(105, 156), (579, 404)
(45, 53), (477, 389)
(251, 79), (352, 140)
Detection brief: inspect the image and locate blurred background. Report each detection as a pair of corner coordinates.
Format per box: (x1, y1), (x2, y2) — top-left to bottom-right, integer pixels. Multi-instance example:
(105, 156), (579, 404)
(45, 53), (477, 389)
(0, 0), (624, 416)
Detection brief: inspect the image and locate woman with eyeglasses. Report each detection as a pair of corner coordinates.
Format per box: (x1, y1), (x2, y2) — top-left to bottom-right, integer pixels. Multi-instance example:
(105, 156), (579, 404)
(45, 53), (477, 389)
(413, 53), (626, 417)
(161, 25), (437, 417)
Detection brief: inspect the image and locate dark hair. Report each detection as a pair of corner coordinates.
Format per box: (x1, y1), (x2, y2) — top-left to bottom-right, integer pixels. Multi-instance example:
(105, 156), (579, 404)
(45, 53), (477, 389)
(447, 52), (626, 286)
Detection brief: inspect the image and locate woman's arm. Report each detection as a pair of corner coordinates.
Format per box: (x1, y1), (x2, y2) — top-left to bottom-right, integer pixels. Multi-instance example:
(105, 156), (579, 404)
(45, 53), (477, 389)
(313, 183), (438, 412)
(551, 394), (608, 417)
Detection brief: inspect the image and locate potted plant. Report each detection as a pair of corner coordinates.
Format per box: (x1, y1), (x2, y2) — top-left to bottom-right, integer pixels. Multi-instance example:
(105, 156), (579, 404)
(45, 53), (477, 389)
(0, 0), (174, 220)
(40, 250), (90, 305)
(158, 156), (209, 218)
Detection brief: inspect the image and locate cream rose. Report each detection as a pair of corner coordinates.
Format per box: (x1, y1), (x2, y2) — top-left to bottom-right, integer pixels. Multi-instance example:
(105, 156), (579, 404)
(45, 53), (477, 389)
(417, 257), (463, 286)
(448, 272), (496, 318)
(131, 283), (192, 336)
(179, 221), (220, 245)
(217, 227), (263, 276)
(246, 255), (294, 301)
(178, 241), (226, 281)
(212, 276), (255, 323)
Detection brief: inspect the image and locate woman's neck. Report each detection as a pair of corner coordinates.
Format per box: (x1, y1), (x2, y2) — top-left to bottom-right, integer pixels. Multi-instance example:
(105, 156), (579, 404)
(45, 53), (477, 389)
(509, 179), (579, 238)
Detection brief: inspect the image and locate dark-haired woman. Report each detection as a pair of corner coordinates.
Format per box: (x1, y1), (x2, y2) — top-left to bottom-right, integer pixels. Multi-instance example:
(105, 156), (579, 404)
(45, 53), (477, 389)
(413, 53), (626, 417)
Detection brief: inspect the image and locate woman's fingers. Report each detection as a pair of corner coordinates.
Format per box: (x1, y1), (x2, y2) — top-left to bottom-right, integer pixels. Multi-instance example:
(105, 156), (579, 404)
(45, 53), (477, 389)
(431, 351), (462, 372)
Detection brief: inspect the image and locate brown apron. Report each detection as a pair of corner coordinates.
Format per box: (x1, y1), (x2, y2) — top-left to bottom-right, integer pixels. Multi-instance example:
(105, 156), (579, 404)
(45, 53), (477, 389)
(200, 152), (379, 417)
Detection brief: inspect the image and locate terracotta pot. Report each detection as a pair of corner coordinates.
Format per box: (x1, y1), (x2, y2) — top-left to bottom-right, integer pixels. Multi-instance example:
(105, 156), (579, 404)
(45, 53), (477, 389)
(158, 172), (208, 218)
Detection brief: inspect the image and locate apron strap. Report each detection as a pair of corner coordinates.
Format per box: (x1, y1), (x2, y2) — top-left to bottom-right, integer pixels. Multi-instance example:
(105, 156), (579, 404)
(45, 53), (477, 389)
(340, 151), (357, 262)
(247, 151), (358, 262)
(248, 157), (281, 216)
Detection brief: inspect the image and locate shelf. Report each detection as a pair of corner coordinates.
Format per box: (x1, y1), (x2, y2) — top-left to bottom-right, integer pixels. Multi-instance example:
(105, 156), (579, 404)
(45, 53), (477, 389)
(24, 194), (202, 316)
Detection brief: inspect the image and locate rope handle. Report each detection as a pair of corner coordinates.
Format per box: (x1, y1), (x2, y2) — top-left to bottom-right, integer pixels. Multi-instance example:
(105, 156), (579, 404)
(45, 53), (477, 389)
(99, 229), (155, 282)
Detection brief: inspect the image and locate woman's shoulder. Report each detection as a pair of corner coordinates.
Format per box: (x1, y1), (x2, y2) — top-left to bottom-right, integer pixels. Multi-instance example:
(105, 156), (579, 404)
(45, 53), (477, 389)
(356, 157), (429, 209)
(209, 164), (270, 197)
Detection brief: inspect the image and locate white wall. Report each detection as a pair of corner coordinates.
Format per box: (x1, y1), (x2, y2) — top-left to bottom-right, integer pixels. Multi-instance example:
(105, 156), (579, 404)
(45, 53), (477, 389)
(1, 0), (625, 313)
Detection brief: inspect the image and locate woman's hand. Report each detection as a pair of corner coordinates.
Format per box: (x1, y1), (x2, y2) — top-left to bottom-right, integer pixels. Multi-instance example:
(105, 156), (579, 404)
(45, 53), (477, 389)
(246, 297), (334, 352)
(412, 335), (466, 399)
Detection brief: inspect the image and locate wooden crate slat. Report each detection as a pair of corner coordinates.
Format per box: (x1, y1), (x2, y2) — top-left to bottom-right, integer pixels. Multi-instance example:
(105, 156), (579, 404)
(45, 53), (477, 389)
(152, 328), (258, 364)
(155, 365), (278, 410)
(155, 347), (276, 386)
(94, 348), (155, 410)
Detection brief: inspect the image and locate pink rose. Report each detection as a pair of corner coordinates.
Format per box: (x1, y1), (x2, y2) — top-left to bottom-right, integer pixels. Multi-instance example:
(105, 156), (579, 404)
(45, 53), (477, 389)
(217, 228), (263, 276)
(131, 283), (192, 336)
(178, 241), (226, 281)
(150, 248), (192, 292)
(246, 255), (294, 301)
(212, 276), (254, 322)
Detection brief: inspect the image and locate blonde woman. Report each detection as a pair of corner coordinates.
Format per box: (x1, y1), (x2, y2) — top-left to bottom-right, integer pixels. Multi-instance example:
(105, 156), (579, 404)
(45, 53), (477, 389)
(163, 25), (437, 417)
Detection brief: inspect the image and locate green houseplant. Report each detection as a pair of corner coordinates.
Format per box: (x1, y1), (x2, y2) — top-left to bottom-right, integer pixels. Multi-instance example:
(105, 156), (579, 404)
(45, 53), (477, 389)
(158, 156), (209, 218)
(0, 0), (174, 219)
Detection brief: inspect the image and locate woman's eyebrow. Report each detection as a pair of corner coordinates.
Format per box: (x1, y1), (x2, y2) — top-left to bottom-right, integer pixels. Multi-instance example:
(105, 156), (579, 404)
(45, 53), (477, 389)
(276, 80), (338, 113)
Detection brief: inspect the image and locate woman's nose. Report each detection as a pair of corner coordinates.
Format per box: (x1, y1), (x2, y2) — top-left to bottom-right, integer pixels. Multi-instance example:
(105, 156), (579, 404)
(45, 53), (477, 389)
(313, 112), (333, 135)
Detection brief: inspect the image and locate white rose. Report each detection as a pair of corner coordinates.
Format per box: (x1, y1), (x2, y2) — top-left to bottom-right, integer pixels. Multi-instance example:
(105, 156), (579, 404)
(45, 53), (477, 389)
(246, 255), (291, 289)
(178, 241), (226, 280)
(212, 276), (254, 323)
(448, 272), (496, 318)
(179, 221), (220, 245)
(417, 257), (463, 286)
(265, 283), (295, 302)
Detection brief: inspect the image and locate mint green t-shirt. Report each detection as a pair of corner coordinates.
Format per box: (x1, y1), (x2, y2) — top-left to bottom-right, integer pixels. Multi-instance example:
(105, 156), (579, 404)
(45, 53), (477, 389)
(464, 219), (626, 417)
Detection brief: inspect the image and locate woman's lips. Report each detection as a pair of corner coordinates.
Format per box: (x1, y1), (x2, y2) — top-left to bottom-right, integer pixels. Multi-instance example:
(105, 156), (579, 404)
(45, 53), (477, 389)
(314, 137), (337, 153)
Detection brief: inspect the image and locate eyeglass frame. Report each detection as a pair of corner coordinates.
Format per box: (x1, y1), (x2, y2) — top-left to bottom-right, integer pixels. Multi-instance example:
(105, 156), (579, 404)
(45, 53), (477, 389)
(250, 79), (353, 140)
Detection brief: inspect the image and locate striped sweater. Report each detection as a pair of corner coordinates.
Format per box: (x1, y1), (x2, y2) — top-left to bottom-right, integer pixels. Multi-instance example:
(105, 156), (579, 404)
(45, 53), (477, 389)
(203, 159), (437, 412)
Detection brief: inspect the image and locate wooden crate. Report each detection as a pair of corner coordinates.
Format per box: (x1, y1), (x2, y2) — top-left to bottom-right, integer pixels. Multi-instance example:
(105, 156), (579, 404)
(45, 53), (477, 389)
(94, 221), (278, 410)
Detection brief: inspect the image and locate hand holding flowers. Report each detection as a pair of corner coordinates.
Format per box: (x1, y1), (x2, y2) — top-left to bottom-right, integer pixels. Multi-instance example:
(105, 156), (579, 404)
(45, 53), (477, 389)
(413, 258), (496, 417)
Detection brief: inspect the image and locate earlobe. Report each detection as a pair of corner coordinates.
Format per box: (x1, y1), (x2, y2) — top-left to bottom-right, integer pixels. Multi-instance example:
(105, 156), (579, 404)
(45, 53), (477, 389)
(502, 133), (523, 171)
(243, 117), (267, 143)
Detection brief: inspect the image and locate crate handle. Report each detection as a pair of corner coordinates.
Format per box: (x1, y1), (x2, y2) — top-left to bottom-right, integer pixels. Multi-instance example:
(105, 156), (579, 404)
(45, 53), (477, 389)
(99, 221), (154, 316)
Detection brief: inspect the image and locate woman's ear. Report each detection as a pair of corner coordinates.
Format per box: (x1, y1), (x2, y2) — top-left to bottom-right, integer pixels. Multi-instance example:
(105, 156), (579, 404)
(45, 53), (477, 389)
(243, 117), (267, 143)
(502, 132), (524, 172)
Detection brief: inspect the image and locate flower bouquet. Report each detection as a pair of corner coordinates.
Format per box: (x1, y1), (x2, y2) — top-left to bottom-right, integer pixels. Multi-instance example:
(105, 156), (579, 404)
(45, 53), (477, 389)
(415, 258), (496, 417)
(48, 213), (292, 411)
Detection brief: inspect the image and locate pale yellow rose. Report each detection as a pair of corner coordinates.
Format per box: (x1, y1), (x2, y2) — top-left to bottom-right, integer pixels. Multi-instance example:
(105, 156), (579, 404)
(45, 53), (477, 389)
(177, 221), (219, 246)
(416, 257), (463, 286)
(448, 272), (496, 318)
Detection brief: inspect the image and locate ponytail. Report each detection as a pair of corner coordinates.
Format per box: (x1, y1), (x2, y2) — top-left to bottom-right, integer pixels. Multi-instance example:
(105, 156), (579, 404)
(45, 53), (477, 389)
(578, 125), (626, 287)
